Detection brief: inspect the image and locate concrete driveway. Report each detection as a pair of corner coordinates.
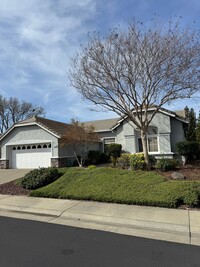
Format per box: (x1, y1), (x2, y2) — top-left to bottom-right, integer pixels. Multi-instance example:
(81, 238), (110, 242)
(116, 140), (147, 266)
(0, 169), (32, 184)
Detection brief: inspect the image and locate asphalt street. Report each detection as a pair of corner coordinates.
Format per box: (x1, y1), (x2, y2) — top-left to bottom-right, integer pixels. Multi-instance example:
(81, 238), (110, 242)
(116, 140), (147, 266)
(0, 216), (199, 267)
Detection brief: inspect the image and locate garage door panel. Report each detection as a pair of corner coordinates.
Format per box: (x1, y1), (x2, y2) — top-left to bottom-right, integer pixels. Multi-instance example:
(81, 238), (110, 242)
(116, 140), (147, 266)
(11, 145), (51, 169)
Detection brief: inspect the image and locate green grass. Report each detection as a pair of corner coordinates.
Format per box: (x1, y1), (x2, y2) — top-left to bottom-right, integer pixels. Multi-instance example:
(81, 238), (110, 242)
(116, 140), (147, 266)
(30, 167), (200, 208)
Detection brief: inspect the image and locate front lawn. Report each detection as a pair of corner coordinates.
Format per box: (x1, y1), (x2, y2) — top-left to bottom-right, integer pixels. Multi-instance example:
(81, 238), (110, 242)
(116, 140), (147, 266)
(30, 167), (200, 208)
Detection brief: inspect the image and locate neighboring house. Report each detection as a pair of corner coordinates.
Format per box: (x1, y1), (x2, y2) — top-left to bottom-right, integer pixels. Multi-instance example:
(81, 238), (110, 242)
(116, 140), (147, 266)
(0, 116), (99, 169)
(0, 107), (187, 169)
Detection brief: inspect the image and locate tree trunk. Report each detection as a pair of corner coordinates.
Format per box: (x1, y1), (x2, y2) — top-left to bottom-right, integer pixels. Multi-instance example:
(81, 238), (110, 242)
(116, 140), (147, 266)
(74, 151), (82, 167)
(141, 129), (150, 169)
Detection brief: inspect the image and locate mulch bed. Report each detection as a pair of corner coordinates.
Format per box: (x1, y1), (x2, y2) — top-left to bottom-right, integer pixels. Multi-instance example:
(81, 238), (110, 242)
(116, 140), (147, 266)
(159, 164), (200, 181)
(0, 181), (30, 196)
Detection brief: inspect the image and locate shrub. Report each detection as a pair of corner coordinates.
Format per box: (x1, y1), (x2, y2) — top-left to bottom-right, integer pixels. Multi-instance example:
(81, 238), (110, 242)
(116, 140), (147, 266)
(130, 153), (146, 170)
(31, 167), (200, 208)
(107, 143), (122, 166)
(99, 152), (109, 163)
(155, 157), (178, 172)
(87, 150), (109, 164)
(149, 155), (156, 166)
(117, 153), (131, 169)
(21, 167), (61, 190)
(176, 141), (200, 159)
(87, 165), (97, 169)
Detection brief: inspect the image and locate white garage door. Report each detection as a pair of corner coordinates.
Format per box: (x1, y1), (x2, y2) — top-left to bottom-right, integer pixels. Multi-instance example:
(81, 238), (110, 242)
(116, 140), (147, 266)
(11, 144), (52, 169)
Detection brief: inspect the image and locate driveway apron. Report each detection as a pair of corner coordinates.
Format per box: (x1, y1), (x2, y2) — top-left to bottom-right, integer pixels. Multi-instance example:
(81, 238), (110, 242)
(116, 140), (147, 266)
(0, 169), (31, 184)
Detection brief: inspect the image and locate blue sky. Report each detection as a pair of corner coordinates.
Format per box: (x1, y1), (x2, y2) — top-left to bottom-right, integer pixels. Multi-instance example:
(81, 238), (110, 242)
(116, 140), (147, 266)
(0, 0), (200, 122)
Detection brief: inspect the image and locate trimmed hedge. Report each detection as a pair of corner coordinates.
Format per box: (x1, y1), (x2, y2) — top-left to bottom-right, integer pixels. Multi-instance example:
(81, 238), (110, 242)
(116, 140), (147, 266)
(21, 167), (61, 190)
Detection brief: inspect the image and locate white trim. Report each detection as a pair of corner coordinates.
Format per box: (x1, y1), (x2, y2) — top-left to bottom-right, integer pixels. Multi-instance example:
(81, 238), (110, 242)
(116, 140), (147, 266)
(102, 137), (116, 143)
(111, 122), (122, 131)
(5, 140), (52, 146)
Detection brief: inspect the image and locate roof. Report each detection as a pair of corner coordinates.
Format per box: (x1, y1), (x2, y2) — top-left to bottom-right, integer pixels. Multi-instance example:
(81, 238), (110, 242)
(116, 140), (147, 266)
(83, 107), (188, 132)
(174, 109), (186, 118)
(0, 116), (71, 140)
(18, 116), (71, 137)
(0, 107), (188, 140)
(83, 118), (119, 132)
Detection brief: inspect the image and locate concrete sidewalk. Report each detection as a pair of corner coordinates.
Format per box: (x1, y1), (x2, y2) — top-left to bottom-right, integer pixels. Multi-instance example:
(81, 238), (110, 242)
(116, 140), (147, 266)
(0, 194), (199, 246)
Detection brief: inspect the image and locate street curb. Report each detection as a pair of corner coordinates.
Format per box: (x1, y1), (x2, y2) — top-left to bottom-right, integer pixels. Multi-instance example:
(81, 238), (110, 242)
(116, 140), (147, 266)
(0, 206), (191, 242)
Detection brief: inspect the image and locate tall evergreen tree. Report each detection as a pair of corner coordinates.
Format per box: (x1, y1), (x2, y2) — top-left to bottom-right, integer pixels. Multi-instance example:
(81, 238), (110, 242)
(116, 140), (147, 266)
(184, 106), (190, 120)
(186, 108), (196, 141)
(196, 111), (200, 142)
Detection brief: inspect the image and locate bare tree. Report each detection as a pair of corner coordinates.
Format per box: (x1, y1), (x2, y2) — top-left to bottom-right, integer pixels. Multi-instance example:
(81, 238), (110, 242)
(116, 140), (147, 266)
(61, 118), (99, 167)
(0, 96), (45, 133)
(69, 20), (200, 166)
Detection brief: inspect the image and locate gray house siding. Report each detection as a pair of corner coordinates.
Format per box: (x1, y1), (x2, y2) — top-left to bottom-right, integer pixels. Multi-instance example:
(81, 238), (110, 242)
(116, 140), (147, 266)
(170, 118), (186, 153)
(58, 142), (100, 158)
(120, 120), (135, 153)
(151, 112), (172, 157)
(97, 111), (175, 157)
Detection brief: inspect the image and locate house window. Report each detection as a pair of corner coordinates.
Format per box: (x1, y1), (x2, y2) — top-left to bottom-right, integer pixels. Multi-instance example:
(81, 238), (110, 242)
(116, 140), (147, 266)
(138, 138), (143, 152)
(148, 137), (158, 152)
(138, 127), (158, 153)
(103, 138), (115, 153)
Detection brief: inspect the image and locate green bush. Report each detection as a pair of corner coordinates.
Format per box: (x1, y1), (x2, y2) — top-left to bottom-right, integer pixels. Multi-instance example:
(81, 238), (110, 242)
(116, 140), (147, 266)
(155, 158), (178, 172)
(130, 153), (146, 170)
(21, 167), (61, 190)
(107, 143), (122, 166)
(117, 153), (131, 168)
(149, 155), (156, 166)
(118, 154), (156, 169)
(176, 141), (200, 159)
(87, 150), (109, 164)
(87, 165), (97, 169)
(31, 167), (200, 208)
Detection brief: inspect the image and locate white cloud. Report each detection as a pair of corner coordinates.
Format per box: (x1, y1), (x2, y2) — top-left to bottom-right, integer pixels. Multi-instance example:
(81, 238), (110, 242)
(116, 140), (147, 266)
(0, 0), (100, 121)
(0, 0), (199, 122)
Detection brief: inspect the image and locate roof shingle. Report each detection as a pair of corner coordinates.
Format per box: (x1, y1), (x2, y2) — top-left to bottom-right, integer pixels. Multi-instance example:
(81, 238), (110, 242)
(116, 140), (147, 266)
(17, 116), (71, 137)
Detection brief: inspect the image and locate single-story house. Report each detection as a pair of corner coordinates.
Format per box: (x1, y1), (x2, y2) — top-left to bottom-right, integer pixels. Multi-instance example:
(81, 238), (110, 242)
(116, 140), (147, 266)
(0, 107), (188, 169)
